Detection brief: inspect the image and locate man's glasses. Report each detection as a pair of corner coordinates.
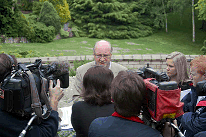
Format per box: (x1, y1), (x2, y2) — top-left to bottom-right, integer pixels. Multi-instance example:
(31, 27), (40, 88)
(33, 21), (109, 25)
(94, 54), (111, 59)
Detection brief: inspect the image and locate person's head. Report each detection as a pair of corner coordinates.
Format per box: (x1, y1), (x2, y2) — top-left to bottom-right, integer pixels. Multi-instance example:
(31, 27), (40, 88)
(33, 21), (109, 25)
(93, 40), (113, 68)
(110, 70), (146, 117)
(81, 66), (114, 106)
(0, 54), (17, 82)
(166, 52), (189, 84)
(190, 55), (206, 87)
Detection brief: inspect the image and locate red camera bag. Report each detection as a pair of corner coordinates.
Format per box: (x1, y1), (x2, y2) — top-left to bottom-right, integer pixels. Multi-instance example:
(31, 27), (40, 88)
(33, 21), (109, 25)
(144, 78), (184, 121)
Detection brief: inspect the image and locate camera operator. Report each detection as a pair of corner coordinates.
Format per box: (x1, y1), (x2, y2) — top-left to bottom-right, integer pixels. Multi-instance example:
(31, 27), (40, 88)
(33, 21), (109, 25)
(0, 53), (64, 137)
(178, 55), (206, 137)
(88, 70), (175, 137)
(166, 52), (190, 90)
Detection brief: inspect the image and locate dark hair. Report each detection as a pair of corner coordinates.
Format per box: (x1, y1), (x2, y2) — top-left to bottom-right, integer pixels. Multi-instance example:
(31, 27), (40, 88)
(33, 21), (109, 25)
(81, 66), (114, 106)
(0, 54), (17, 82)
(111, 70), (148, 117)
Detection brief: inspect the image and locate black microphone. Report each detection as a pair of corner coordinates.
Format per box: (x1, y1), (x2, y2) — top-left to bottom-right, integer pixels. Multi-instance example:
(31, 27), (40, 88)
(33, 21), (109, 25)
(46, 62), (69, 88)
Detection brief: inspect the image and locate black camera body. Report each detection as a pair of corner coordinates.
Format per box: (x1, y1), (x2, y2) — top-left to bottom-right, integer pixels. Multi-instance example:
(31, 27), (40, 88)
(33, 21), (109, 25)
(138, 63), (169, 82)
(196, 80), (206, 96)
(0, 59), (69, 118)
(138, 63), (192, 90)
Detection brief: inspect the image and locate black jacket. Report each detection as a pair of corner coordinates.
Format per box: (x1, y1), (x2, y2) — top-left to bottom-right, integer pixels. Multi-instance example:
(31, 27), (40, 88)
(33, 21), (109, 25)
(89, 116), (162, 137)
(71, 101), (114, 137)
(180, 86), (206, 137)
(0, 110), (59, 137)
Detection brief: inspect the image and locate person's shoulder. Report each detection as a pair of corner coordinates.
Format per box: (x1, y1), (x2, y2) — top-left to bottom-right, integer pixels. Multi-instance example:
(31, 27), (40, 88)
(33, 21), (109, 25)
(111, 61), (127, 70)
(136, 124), (162, 136)
(91, 116), (110, 125)
(76, 61), (95, 72)
(72, 101), (85, 108)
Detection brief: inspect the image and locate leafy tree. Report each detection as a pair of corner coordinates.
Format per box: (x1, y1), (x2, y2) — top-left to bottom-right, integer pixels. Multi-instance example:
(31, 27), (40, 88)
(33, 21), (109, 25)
(0, 0), (17, 37)
(166, 0), (192, 25)
(0, 0), (31, 37)
(195, 0), (206, 20)
(39, 0), (71, 24)
(38, 1), (61, 35)
(69, 0), (166, 39)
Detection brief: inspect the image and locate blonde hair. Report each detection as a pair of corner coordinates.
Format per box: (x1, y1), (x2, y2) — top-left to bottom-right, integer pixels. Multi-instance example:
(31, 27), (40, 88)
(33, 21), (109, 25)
(166, 52), (189, 85)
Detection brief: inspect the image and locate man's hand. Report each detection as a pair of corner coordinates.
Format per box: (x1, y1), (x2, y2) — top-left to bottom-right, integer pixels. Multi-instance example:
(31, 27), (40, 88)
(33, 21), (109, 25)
(49, 79), (64, 111)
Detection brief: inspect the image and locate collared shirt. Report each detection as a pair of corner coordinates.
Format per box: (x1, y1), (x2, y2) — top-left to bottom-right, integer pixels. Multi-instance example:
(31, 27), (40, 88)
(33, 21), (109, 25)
(109, 61), (111, 69)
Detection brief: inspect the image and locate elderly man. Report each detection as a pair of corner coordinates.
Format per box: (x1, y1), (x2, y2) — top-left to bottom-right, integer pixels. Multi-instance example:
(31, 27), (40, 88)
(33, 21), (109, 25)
(71, 40), (128, 101)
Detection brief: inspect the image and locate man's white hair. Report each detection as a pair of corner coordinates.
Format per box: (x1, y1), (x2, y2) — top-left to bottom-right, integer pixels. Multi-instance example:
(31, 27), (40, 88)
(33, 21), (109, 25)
(93, 40), (113, 53)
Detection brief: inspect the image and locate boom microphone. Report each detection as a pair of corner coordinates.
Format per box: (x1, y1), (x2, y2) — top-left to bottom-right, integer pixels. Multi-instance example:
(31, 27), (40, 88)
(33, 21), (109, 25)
(43, 62), (69, 88)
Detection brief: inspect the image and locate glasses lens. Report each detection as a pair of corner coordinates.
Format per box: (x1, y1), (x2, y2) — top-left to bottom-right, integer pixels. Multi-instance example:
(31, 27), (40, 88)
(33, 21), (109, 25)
(96, 55), (109, 59)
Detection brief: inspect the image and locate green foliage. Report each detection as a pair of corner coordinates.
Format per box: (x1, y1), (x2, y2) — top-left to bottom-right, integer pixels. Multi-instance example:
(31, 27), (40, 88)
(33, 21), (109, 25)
(31, 1), (44, 16)
(58, 130), (76, 137)
(60, 28), (70, 38)
(67, 56), (94, 76)
(68, 67), (76, 76)
(19, 0), (33, 11)
(40, 0), (71, 24)
(73, 56), (93, 71)
(39, 1), (61, 35)
(200, 40), (206, 55)
(29, 22), (56, 43)
(1, 49), (42, 58)
(0, 1), (33, 38)
(195, 0), (206, 20)
(0, 0), (17, 37)
(69, 0), (165, 39)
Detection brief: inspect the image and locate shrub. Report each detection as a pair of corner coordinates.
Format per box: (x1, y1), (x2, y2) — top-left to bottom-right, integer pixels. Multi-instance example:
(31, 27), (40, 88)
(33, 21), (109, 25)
(0, 0), (18, 37)
(29, 22), (56, 43)
(69, 0), (164, 39)
(40, 0), (71, 24)
(38, 1), (61, 35)
(200, 40), (206, 55)
(0, 1), (34, 38)
(19, 0), (33, 11)
(60, 28), (70, 38)
(31, 1), (44, 16)
(67, 56), (94, 76)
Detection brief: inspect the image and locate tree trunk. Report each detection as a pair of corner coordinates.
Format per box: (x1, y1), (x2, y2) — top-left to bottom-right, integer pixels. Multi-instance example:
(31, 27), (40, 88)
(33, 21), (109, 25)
(162, 0), (167, 33)
(192, 0), (195, 42)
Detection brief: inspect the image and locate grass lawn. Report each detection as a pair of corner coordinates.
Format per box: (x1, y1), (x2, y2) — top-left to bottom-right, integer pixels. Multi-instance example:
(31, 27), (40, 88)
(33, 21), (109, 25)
(1, 8), (206, 57)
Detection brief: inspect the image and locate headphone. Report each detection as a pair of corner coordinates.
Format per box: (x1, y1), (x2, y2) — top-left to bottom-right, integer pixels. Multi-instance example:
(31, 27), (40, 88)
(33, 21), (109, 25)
(0, 54), (16, 82)
(5, 54), (15, 71)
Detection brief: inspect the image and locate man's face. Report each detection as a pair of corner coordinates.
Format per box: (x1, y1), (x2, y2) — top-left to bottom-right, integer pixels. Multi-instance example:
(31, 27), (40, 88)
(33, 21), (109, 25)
(93, 43), (112, 68)
(166, 59), (177, 78)
(190, 66), (206, 87)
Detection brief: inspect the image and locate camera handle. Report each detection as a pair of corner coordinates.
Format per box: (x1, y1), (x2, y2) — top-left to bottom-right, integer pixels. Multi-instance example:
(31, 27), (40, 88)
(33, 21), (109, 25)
(170, 123), (185, 137)
(18, 115), (37, 137)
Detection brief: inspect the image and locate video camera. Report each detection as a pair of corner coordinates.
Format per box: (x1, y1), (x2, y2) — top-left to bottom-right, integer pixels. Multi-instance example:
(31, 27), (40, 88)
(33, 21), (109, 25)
(137, 64), (184, 130)
(0, 58), (69, 119)
(138, 63), (169, 82)
(196, 80), (206, 96)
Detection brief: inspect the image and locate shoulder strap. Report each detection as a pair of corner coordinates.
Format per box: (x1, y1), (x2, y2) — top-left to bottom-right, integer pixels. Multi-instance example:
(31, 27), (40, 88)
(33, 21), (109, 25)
(40, 78), (52, 119)
(27, 70), (42, 118)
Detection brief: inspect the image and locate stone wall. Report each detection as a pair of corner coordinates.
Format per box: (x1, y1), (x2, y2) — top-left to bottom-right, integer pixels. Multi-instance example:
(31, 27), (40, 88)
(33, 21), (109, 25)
(17, 54), (200, 73)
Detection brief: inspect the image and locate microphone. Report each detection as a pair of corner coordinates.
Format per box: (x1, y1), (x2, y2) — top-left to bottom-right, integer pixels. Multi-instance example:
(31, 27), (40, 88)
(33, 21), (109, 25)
(45, 62), (69, 88)
(47, 62), (69, 77)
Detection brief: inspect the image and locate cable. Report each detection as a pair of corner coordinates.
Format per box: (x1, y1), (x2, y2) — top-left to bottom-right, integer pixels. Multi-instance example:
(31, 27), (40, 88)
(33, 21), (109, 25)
(170, 123), (185, 137)
(18, 115), (37, 137)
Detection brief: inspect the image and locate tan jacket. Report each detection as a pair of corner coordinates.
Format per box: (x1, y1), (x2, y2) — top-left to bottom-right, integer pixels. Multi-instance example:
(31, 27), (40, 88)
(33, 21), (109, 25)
(72, 61), (128, 99)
